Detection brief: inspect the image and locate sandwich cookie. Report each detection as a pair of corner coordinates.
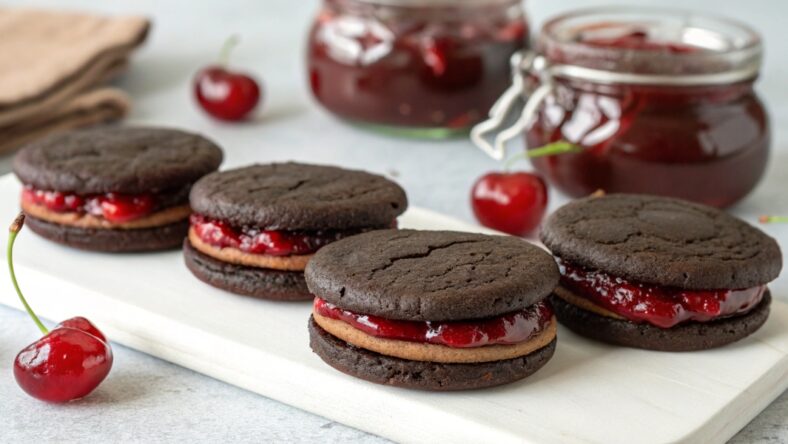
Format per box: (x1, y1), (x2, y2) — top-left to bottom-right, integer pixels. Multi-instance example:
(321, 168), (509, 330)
(306, 229), (559, 390)
(184, 162), (408, 301)
(13, 126), (223, 252)
(541, 194), (782, 351)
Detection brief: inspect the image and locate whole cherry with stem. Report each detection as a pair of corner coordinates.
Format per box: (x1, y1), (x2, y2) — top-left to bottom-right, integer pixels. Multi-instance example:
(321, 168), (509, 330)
(8, 213), (113, 403)
(471, 142), (581, 236)
(194, 35), (261, 121)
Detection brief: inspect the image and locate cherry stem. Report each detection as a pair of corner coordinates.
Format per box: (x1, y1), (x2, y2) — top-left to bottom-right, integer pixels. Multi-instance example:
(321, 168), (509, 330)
(504, 141), (582, 170)
(218, 34), (241, 67)
(759, 215), (788, 224)
(8, 213), (48, 335)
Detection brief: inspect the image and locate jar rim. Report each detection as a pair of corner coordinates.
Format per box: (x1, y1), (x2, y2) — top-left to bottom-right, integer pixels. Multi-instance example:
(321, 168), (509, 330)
(337, 0), (520, 7)
(538, 6), (762, 76)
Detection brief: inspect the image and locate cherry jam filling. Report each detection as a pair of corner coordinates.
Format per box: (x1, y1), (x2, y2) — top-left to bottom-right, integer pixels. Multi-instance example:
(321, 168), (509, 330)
(190, 214), (389, 257)
(556, 258), (766, 328)
(22, 187), (158, 223)
(308, 5), (527, 129)
(314, 298), (553, 348)
(582, 30), (699, 53)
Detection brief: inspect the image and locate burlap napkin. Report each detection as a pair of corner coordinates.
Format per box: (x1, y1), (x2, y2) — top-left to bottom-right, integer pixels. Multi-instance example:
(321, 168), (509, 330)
(0, 8), (149, 154)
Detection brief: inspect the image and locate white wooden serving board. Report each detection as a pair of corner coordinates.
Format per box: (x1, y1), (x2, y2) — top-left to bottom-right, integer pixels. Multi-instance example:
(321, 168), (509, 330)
(0, 173), (785, 444)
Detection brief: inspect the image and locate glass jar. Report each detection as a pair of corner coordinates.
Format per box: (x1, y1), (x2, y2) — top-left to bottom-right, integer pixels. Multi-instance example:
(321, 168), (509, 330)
(307, 0), (529, 138)
(472, 7), (769, 208)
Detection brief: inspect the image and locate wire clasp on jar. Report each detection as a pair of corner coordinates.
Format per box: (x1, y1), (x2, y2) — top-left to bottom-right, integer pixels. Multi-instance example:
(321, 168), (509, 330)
(470, 50), (553, 161)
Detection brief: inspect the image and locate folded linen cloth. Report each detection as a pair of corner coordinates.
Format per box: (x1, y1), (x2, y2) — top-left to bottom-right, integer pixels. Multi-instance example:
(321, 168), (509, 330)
(0, 8), (149, 154)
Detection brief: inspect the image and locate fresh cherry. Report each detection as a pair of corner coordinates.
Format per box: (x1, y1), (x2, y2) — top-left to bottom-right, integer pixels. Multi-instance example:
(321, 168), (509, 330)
(58, 316), (108, 343)
(194, 35), (261, 121)
(472, 172), (547, 236)
(8, 213), (113, 403)
(471, 142), (580, 236)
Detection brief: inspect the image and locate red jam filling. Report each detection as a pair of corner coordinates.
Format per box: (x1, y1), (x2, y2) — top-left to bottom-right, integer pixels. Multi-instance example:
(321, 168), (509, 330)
(308, 8), (527, 129)
(557, 258), (766, 328)
(526, 81), (768, 208)
(190, 214), (385, 257)
(22, 187), (156, 223)
(313, 298), (553, 348)
(582, 30), (699, 53)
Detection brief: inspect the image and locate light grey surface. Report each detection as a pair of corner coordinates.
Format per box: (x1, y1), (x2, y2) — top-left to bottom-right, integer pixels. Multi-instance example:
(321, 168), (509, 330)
(0, 0), (786, 443)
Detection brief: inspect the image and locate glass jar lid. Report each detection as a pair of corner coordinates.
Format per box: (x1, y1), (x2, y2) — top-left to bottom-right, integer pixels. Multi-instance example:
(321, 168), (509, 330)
(539, 6), (762, 78)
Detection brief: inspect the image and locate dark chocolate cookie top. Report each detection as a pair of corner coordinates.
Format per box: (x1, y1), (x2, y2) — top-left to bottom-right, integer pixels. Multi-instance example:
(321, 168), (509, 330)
(305, 230), (559, 321)
(541, 194), (782, 289)
(189, 163), (407, 230)
(13, 126), (223, 194)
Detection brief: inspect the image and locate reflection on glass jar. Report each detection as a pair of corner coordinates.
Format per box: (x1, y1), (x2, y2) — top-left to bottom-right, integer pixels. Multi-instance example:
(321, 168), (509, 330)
(474, 7), (769, 208)
(307, 0), (529, 138)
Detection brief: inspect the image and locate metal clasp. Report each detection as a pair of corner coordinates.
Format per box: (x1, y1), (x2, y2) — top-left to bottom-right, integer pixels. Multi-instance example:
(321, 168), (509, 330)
(471, 51), (553, 160)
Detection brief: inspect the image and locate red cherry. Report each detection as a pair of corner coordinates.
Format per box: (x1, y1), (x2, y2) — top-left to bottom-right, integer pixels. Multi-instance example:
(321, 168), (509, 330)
(14, 325), (113, 403)
(194, 36), (261, 121)
(471, 172), (548, 236)
(58, 316), (108, 343)
(7, 214), (113, 403)
(194, 66), (261, 121)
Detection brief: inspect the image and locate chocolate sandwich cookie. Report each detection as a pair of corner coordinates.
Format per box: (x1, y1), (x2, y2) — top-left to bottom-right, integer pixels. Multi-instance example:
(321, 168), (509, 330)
(306, 229), (559, 390)
(183, 162), (408, 301)
(541, 194), (782, 351)
(13, 127), (223, 252)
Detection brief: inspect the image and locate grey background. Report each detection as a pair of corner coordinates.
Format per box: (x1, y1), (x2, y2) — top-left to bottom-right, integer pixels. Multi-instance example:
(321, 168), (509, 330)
(1, 0), (786, 442)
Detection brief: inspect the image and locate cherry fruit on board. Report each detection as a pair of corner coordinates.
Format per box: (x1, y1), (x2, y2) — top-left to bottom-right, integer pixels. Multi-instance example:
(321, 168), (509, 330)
(8, 213), (113, 403)
(194, 35), (261, 121)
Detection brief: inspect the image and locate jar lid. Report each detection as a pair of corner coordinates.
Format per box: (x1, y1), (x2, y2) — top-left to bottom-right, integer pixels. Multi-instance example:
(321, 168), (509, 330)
(538, 6), (762, 77)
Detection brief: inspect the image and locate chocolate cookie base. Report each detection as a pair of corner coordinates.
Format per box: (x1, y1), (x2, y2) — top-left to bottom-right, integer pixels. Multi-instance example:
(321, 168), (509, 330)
(309, 317), (556, 391)
(183, 239), (311, 301)
(24, 214), (188, 252)
(550, 291), (771, 351)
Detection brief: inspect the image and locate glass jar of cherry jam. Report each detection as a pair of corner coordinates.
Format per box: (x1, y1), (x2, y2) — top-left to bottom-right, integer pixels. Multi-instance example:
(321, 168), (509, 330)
(307, 0), (529, 138)
(472, 8), (768, 207)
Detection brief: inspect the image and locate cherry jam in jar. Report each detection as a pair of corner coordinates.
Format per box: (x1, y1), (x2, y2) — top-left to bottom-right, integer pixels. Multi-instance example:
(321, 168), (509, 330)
(474, 8), (769, 207)
(307, 0), (529, 138)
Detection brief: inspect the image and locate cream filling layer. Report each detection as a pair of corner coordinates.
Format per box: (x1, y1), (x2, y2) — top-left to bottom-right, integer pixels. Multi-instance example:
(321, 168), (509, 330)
(313, 311), (557, 364)
(554, 285), (625, 320)
(188, 227), (312, 272)
(22, 200), (191, 230)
